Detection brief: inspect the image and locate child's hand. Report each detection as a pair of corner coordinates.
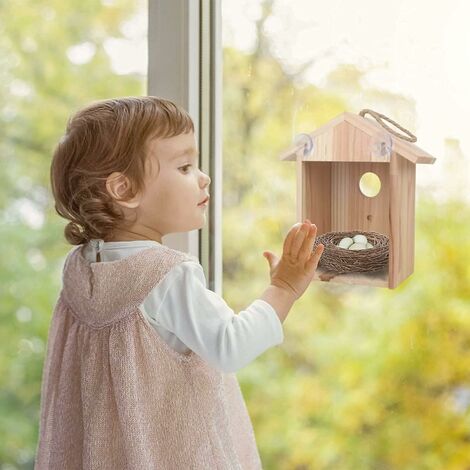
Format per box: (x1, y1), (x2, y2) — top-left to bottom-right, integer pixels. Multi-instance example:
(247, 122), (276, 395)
(263, 219), (324, 301)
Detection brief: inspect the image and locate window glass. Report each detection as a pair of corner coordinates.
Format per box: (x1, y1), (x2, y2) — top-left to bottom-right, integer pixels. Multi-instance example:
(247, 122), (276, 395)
(222, 0), (470, 467)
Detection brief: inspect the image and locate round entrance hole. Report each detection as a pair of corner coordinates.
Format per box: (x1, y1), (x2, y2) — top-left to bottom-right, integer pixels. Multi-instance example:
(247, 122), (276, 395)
(359, 172), (381, 197)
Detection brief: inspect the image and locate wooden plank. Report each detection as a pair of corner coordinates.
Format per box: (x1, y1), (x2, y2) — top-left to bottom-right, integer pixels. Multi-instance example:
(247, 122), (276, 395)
(345, 112), (435, 164)
(303, 162), (332, 234)
(280, 111), (436, 164)
(331, 162), (390, 234)
(313, 266), (389, 288)
(388, 152), (415, 288)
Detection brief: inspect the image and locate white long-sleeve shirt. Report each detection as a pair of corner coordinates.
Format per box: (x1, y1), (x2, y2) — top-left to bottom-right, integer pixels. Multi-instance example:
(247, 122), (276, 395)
(82, 239), (284, 373)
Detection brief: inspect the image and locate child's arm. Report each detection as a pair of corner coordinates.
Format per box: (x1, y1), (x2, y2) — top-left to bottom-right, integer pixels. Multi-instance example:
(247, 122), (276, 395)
(141, 260), (283, 374)
(258, 284), (296, 324)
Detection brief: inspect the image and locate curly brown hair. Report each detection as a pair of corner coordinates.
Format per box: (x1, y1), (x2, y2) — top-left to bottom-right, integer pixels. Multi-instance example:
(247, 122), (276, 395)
(50, 96), (194, 245)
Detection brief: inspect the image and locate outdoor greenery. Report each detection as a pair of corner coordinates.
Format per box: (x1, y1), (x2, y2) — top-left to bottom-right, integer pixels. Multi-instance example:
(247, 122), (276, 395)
(1, 0), (469, 469)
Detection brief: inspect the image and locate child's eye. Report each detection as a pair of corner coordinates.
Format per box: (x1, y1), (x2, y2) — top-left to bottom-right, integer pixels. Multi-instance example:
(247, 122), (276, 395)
(179, 164), (191, 173)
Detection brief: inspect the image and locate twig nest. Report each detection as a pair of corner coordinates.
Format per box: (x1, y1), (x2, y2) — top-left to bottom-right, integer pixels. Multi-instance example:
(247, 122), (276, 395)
(313, 230), (389, 273)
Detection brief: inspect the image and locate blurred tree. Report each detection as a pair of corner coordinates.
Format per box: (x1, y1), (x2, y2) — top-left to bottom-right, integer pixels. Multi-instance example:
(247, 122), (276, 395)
(1, 0), (469, 468)
(0, 0), (145, 467)
(222, 1), (470, 469)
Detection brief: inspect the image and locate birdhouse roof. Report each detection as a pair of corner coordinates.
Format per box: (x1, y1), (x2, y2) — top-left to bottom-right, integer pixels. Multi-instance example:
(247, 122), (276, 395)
(279, 111), (436, 164)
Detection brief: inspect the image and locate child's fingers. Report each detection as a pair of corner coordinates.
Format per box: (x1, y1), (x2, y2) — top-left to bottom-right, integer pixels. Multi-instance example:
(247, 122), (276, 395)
(284, 219), (317, 260)
(283, 221), (303, 256)
(298, 223), (317, 261)
(289, 221), (310, 258)
(305, 243), (324, 271)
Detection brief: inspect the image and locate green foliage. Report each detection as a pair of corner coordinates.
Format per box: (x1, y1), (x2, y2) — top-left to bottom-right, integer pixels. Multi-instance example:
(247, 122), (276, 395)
(0, 1), (145, 467)
(1, 0), (469, 468)
(222, 32), (470, 470)
(243, 196), (470, 469)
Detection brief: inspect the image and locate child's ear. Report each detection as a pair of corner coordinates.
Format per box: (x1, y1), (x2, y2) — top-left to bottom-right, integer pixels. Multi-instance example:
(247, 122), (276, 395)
(105, 171), (140, 209)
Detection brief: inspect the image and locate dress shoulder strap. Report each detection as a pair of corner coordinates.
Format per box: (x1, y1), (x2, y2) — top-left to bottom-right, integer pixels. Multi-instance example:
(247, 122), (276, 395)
(62, 244), (198, 327)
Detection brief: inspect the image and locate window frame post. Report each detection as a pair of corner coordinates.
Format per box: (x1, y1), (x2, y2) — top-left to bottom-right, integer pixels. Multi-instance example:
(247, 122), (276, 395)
(148, 0), (222, 294)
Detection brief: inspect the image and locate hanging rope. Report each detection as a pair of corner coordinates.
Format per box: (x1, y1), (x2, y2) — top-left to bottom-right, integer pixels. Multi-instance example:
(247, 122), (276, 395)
(359, 109), (417, 143)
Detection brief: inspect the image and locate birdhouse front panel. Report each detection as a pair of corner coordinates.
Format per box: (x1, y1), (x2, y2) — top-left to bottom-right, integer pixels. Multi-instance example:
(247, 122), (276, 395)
(280, 111), (435, 289)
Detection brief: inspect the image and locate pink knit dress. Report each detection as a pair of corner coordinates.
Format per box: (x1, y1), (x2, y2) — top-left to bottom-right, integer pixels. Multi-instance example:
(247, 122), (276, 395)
(34, 243), (263, 469)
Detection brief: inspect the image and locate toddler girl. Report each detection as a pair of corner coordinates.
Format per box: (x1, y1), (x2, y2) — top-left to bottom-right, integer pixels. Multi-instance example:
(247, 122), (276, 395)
(34, 96), (324, 469)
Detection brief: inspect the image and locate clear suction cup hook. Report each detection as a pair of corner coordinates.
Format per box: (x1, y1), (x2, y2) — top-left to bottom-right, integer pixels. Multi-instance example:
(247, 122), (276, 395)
(371, 131), (393, 160)
(294, 133), (315, 157)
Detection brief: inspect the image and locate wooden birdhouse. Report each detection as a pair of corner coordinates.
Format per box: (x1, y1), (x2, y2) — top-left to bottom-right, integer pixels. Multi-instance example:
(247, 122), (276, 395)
(279, 109), (436, 289)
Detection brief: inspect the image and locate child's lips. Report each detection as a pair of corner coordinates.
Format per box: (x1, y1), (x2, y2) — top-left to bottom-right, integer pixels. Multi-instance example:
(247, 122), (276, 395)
(198, 196), (210, 205)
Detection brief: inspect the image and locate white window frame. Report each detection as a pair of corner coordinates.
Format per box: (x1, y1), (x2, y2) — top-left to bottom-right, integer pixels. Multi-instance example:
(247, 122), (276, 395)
(148, 0), (222, 295)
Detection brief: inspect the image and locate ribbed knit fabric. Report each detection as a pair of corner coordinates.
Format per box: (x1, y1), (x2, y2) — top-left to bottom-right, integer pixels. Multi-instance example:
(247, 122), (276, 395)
(34, 243), (263, 469)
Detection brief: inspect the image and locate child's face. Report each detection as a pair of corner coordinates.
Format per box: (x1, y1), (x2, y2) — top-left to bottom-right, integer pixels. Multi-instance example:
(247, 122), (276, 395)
(107, 131), (211, 242)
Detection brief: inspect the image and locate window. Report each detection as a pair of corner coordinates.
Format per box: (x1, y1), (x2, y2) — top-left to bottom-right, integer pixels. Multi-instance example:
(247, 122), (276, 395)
(221, 0), (470, 467)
